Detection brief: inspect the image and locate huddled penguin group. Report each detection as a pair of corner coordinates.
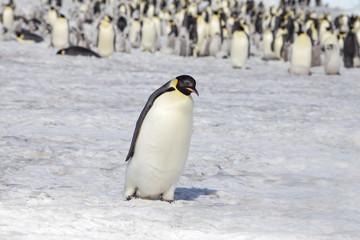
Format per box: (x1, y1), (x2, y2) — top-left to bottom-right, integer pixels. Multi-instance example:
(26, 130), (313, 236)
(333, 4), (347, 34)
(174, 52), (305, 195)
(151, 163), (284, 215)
(1, 0), (360, 74)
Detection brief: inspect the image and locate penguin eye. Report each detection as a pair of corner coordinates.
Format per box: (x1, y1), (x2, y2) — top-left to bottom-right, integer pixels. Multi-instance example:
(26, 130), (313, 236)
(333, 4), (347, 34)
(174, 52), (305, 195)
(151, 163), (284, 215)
(179, 79), (192, 88)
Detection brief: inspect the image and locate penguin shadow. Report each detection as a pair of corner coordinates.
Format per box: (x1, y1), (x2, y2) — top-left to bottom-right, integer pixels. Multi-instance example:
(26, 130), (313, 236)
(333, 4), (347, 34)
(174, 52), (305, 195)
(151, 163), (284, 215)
(174, 187), (217, 201)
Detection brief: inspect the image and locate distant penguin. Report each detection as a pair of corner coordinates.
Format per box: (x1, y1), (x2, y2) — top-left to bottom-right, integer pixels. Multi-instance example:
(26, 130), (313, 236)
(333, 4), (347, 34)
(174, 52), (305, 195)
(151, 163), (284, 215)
(209, 33), (222, 57)
(116, 16), (130, 53)
(231, 25), (249, 69)
(97, 15), (115, 58)
(57, 46), (100, 58)
(129, 18), (141, 48)
(319, 18), (331, 42)
(209, 12), (221, 38)
(2, 5), (14, 30)
(51, 14), (69, 49)
(177, 27), (191, 57)
(262, 29), (277, 60)
(117, 16), (127, 33)
(324, 43), (341, 75)
(141, 17), (157, 53)
(343, 30), (359, 68)
(161, 19), (178, 54)
(311, 43), (322, 67)
(193, 14), (208, 57)
(273, 27), (287, 61)
(216, 26), (231, 58)
(199, 35), (211, 57)
(47, 7), (58, 27)
(125, 75), (199, 202)
(16, 29), (43, 43)
(289, 32), (312, 75)
(281, 41), (292, 62)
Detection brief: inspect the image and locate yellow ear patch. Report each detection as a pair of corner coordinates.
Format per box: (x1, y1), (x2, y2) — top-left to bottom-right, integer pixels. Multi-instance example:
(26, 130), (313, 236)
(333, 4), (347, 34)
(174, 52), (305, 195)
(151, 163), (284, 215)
(61, 50), (65, 55)
(170, 78), (178, 88)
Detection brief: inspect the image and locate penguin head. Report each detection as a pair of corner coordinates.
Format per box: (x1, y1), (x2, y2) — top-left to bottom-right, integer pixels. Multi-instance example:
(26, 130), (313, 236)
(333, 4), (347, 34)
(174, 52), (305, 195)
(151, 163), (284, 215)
(174, 75), (199, 96)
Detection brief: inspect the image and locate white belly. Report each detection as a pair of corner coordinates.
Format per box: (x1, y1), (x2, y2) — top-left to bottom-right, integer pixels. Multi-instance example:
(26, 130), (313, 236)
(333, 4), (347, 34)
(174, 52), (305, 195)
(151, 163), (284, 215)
(52, 20), (69, 48)
(129, 22), (140, 45)
(231, 31), (249, 69)
(263, 30), (273, 55)
(291, 36), (312, 68)
(98, 26), (115, 58)
(126, 91), (194, 198)
(141, 21), (157, 52)
(2, 8), (14, 30)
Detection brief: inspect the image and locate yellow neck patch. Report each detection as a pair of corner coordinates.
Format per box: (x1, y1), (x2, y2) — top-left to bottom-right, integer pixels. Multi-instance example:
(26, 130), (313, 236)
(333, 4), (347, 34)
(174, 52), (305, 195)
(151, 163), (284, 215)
(170, 78), (178, 88)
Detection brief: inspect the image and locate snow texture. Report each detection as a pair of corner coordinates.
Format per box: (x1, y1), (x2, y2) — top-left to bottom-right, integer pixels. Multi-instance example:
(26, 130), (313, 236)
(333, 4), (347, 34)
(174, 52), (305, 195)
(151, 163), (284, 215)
(1, 1), (360, 239)
(1, 39), (360, 239)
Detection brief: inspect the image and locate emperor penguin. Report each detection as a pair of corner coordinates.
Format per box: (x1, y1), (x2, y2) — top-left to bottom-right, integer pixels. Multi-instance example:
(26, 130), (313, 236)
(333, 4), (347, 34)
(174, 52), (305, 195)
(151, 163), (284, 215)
(125, 75), (199, 202)
(273, 27), (287, 61)
(57, 46), (101, 58)
(16, 29), (43, 43)
(97, 15), (115, 58)
(160, 20), (178, 55)
(262, 29), (277, 60)
(51, 14), (69, 49)
(129, 18), (141, 48)
(343, 30), (359, 68)
(47, 7), (58, 27)
(2, 4), (14, 31)
(231, 25), (249, 69)
(193, 13), (208, 57)
(324, 43), (341, 75)
(116, 16), (131, 53)
(209, 33), (222, 57)
(209, 11), (221, 39)
(140, 17), (158, 53)
(289, 32), (312, 75)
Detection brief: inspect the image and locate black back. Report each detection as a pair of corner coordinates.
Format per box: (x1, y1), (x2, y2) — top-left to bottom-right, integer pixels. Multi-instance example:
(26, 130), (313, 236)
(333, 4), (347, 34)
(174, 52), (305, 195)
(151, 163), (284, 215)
(57, 46), (101, 58)
(117, 16), (127, 32)
(343, 32), (359, 68)
(125, 81), (175, 161)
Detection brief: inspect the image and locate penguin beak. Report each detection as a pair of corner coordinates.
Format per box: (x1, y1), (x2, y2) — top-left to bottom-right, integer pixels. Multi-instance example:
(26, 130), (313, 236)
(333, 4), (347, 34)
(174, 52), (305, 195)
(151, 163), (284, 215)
(186, 87), (199, 96)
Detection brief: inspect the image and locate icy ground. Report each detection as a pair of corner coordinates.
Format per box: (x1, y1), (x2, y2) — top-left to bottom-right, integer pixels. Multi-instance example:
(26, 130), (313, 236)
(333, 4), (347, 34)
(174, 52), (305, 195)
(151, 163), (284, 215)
(0, 41), (360, 239)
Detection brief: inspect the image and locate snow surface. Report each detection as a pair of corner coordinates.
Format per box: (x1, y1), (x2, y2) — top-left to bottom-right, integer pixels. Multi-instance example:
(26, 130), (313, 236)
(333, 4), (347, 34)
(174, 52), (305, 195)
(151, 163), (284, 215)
(1, 39), (360, 239)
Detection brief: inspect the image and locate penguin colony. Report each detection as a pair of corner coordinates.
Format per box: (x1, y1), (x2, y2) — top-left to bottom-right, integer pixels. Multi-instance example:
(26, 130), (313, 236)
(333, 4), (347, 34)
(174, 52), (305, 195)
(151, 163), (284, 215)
(1, 0), (360, 73)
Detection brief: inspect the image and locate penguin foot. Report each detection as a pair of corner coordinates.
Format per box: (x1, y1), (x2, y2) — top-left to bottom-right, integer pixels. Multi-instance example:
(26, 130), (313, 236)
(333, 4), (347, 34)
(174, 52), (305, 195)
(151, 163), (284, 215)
(126, 194), (139, 201)
(125, 190), (138, 201)
(160, 197), (174, 203)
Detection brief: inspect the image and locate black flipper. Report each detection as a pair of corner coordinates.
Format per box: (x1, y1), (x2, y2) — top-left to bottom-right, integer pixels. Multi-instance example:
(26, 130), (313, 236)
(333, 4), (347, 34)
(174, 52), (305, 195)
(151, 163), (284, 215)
(125, 81), (175, 161)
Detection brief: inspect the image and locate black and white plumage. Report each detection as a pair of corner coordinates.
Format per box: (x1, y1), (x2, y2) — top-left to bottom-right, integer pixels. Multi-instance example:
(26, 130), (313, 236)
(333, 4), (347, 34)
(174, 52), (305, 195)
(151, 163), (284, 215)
(125, 75), (199, 202)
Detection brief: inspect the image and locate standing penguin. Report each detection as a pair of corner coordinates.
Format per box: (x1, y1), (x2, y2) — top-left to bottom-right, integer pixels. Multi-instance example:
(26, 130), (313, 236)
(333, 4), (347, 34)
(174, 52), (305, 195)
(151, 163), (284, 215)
(324, 43), (341, 75)
(97, 15), (115, 58)
(273, 27), (287, 61)
(262, 29), (276, 60)
(343, 30), (359, 68)
(129, 18), (141, 48)
(116, 16), (130, 53)
(2, 4), (14, 31)
(289, 32), (312, 75)
(47, 7), (57, 27)
(125, 75), (199, 202)
(231, 25), (249, 69)
(209, 33), (222, 57)
(140, 17), (158, 53)
(51, 14), (69, 49)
